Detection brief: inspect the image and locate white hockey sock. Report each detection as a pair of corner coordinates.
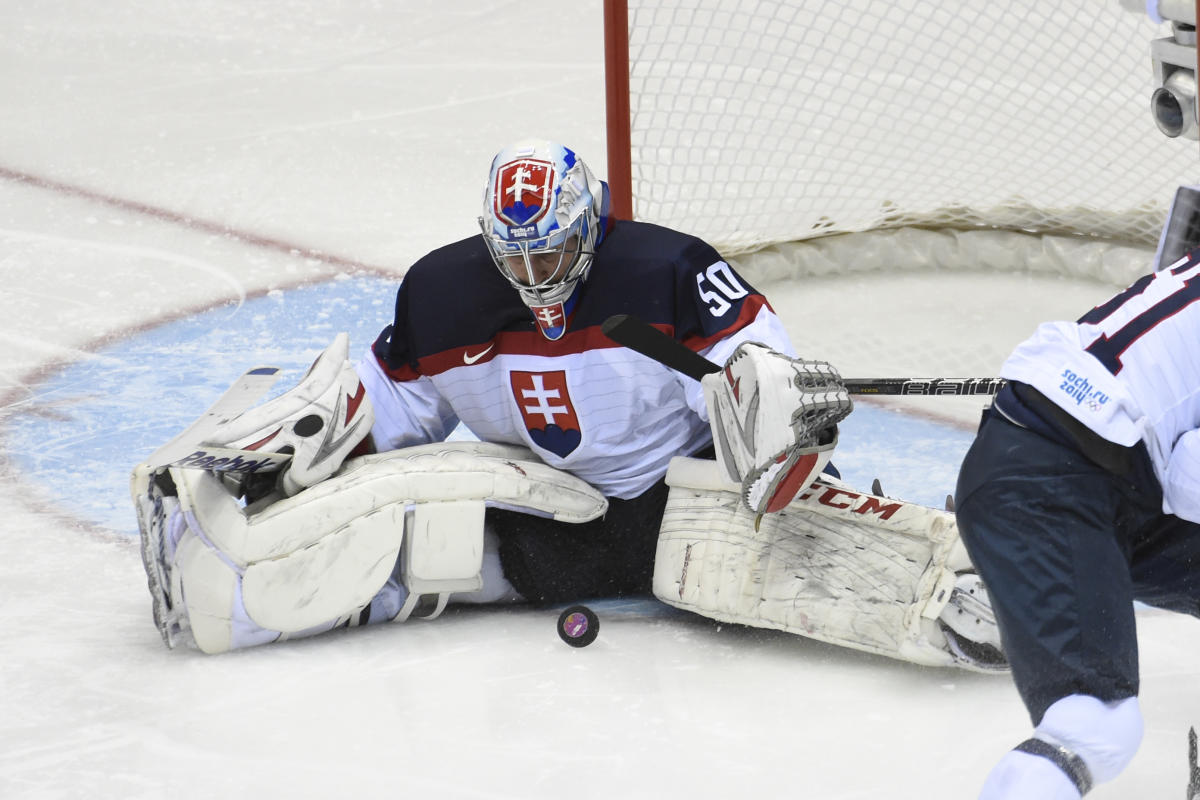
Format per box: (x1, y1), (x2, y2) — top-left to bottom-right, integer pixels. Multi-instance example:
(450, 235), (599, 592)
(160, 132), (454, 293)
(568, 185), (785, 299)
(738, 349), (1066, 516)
(1036, 694), (1143, 783)
(978, 750), (1083, 800)
(978, 694), (1143, 799)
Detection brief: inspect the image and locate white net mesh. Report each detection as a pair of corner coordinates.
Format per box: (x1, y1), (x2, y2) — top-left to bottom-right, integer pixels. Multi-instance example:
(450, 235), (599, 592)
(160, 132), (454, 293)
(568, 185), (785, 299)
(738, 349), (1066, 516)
(624, 1), (1198, 258)
(621, 1), (1200, 422)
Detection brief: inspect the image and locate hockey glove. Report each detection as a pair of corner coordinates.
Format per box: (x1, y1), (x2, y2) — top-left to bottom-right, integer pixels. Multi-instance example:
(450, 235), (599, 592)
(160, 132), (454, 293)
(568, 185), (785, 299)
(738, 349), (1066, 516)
(702, 342), (852, 514)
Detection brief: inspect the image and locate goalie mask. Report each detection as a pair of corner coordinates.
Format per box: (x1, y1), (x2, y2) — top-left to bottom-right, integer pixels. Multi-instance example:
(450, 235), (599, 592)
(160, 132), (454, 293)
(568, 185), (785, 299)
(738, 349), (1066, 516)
(479, 140), (611, 335)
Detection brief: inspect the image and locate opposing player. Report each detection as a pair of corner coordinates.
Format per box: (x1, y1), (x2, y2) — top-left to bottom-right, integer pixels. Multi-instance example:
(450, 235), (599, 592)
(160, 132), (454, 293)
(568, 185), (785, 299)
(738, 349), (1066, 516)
(134, 139), (1003, 671)
(955, 187), (1200, 797)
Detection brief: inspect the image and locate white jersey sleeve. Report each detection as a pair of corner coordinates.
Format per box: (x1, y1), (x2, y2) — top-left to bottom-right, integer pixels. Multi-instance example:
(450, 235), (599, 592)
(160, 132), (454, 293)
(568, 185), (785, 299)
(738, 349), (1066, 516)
(355, 351), (459, 450)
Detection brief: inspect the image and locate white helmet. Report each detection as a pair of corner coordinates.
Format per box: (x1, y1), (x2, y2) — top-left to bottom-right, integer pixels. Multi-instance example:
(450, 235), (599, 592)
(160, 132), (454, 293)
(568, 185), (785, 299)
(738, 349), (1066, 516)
(479, 140), (611, 322)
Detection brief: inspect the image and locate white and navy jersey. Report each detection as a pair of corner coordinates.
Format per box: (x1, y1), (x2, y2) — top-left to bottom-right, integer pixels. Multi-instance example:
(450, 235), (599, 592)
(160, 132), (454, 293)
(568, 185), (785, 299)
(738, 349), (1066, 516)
(356, 220), (794, 499)
(1000, 251), (1200, 520)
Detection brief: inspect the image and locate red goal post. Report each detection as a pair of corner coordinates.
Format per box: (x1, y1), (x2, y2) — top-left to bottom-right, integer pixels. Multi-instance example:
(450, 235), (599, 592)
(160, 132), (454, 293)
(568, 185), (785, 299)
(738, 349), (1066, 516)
(602, 0), (1200, 283)
(603, 0), (633, 222)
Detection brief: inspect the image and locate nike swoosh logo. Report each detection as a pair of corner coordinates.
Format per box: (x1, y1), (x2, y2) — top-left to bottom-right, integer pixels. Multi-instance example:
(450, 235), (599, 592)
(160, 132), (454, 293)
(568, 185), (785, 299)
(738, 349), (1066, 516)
(463, 344), (495, 364)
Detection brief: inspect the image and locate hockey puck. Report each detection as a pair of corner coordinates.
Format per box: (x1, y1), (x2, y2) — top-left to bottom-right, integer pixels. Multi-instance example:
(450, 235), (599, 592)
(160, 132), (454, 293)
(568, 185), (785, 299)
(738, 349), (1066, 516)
(557, 605), (599, 648)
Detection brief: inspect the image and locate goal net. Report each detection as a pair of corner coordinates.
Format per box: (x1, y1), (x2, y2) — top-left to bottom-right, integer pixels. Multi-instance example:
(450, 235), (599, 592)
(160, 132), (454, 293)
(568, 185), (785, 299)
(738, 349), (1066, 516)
(605, 1), (1200, 419)
(606, 1), (1197, 280)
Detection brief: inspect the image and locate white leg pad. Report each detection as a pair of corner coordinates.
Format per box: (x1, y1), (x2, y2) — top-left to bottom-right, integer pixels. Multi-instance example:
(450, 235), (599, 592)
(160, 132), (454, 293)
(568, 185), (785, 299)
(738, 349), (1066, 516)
(241, 504), (408, 633)
(654, 456), (970, 668)
(403, 500), (486, 596)
(171, 463), (407, 637)
(150, 441), (607, 653)
(173, 529), (240, 655)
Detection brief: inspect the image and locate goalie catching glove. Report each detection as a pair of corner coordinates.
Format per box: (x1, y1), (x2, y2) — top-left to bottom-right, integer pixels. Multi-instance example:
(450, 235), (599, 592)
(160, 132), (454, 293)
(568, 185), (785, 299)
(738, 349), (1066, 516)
(702, 341), (852, 514)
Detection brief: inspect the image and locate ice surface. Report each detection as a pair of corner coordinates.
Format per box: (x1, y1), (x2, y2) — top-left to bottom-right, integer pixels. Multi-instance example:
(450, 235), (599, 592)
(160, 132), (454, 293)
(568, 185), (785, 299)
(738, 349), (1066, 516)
(0, 3), (1197, 799)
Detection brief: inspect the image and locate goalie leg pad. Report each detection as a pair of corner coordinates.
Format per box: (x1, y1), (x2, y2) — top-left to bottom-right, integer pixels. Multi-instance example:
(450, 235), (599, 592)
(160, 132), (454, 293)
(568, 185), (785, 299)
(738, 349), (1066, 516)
(165, 463), (405, 649)
(653, 456), (1007, 671)
(393, 500), (486, 622)
(240, 504), (408, 633)
(173, 524), (285, 653)
(134, 442), (607, 653)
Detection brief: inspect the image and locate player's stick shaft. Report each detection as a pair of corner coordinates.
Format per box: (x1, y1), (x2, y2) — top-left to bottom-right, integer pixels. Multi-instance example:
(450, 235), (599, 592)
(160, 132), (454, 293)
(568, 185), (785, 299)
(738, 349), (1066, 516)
(600, 314), (1004, 396)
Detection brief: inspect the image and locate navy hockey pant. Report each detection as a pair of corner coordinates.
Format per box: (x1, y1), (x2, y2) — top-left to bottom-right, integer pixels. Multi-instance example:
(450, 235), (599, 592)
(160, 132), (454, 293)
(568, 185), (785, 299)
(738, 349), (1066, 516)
(955, 412), (1200, 724)
(487, 447), (835, 606)
(487, 476), (669, 605)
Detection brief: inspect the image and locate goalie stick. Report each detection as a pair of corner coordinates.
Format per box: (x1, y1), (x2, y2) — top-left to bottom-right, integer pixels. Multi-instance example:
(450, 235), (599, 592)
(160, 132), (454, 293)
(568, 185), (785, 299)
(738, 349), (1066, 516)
(600, 314), (1005, 396)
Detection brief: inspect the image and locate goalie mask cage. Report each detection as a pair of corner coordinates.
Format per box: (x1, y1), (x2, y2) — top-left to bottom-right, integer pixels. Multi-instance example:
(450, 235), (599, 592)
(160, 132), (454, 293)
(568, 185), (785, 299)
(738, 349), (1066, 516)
(603, 0), (1199, 285)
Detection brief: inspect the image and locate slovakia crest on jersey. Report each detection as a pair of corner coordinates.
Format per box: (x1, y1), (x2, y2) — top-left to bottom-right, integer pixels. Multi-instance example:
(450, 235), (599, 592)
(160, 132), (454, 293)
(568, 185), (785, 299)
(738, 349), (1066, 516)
(511, 370), (581, 457)
(530, 301), (567, 340)
(494, 158), (553, 237)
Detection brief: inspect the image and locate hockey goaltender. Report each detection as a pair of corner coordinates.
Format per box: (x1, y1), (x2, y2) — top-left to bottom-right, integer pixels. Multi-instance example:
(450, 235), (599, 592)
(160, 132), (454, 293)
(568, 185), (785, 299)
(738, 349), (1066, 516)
(131, 139), (1006, 677)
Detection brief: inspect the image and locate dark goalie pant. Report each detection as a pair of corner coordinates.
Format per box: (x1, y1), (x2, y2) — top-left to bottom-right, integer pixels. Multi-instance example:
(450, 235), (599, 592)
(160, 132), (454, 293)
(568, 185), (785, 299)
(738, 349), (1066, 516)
(955, 408), (1200, 724)
(485, 446), (830, 606)
(487, 476), (670, 605)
